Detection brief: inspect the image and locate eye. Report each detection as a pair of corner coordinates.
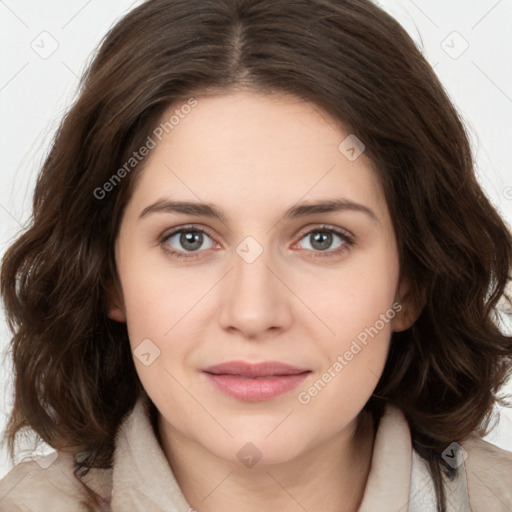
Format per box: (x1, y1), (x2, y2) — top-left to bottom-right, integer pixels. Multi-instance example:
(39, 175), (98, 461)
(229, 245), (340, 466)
(295, 226), (354, 257)
(159, 224), (354, 260)
(160, 226), (217, 258)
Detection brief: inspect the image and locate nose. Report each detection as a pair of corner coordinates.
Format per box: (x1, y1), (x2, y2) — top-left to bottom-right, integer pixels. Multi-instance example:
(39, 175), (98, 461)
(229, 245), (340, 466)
(218, 242), (293, 340)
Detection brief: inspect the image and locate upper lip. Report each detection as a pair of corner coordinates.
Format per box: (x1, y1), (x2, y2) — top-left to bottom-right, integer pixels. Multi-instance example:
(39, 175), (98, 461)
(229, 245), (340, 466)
(203, 360), (310, 377)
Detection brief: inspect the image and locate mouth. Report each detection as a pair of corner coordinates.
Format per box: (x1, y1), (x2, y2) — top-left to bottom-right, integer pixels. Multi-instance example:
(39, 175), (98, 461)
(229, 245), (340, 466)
(202, 360), (312, 401)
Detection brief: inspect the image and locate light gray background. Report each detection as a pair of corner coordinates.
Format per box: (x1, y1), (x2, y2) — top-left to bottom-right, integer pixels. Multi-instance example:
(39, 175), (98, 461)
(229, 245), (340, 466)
(1, 0), (511, 479)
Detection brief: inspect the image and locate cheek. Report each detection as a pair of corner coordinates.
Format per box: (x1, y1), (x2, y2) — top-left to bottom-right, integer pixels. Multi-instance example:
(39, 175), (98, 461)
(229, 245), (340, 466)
(118, 252), (209, 346)
(117, 251), (212, 398)
(293, 247), (398, 399)
(299, 252), (399, 341)
(295, 308), (393, 426)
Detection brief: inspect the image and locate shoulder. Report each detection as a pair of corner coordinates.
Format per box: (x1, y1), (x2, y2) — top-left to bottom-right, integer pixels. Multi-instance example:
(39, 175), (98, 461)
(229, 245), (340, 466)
(0, 451), (112, 512)
(462, 436), (512, 512)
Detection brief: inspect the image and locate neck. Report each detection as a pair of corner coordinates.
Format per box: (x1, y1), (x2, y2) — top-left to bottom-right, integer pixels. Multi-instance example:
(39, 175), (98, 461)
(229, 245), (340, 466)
(157, 409), (376, 512)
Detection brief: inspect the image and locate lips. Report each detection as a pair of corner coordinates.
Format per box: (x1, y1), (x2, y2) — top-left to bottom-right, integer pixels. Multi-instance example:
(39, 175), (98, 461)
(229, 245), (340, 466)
(202, 360), (311, 401)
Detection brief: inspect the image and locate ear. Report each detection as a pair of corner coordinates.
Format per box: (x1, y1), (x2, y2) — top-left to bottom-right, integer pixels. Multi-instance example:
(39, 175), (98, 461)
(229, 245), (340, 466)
(106, 280), (126, 323)
(390, 275), (424, 332)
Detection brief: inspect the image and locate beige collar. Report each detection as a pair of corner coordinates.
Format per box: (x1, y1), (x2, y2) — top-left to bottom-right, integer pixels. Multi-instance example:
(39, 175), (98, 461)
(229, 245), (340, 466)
(108, 394), (470, 511)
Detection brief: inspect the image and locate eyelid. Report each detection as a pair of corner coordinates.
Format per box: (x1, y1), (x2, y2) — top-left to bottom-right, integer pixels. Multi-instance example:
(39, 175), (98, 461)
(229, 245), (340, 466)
(294, 223), (354, 242)
(159, 222), (355, 259)
(160, 223), (353, 245)
(159, 225), (221, 261)
(160, 223), (219, 244)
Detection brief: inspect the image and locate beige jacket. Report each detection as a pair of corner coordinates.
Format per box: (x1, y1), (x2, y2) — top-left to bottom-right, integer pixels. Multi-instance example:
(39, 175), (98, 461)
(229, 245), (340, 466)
(1, 395), (511, 511)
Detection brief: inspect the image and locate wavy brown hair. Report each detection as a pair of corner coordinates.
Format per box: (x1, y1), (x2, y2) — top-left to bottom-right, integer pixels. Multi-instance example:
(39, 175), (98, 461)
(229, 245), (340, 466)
(2, 0), (512, 510)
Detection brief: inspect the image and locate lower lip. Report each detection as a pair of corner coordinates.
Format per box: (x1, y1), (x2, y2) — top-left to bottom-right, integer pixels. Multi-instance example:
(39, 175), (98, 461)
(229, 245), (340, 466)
(203, 372), (310, 401)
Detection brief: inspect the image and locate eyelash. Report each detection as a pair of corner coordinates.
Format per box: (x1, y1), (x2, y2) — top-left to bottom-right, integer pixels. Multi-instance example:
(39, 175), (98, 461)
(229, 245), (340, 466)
(159, 224), (355, 260)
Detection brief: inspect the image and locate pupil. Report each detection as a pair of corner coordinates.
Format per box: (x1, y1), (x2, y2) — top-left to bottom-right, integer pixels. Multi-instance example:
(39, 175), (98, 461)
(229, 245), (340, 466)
(311, 231), (332, 251)
(178, 231), (333, 252)
(180, 231), (202, 251)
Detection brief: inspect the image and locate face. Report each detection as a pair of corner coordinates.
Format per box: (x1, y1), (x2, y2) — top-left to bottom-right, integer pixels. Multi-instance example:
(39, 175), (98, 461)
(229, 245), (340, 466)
(109, 90), (415, 466)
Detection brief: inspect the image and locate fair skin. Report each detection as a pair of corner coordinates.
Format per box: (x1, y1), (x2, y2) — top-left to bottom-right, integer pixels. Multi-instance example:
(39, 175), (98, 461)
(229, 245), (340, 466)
(108, 90), (418, 512)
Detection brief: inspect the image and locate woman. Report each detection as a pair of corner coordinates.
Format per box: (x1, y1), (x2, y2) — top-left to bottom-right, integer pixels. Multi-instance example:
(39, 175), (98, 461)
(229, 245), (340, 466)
(1, 0), (511, 510)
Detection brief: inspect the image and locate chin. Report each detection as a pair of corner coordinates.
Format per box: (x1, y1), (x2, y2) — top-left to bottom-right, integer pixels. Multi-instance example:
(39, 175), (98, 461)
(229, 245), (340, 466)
(194, 428), (301, 466)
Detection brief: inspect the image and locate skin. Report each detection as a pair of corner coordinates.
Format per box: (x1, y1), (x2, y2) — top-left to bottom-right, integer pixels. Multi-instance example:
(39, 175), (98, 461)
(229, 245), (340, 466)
(108, 90), (419, 512)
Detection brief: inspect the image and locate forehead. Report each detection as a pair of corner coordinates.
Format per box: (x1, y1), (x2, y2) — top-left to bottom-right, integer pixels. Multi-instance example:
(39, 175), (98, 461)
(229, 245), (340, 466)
(125, 91), (387, 222)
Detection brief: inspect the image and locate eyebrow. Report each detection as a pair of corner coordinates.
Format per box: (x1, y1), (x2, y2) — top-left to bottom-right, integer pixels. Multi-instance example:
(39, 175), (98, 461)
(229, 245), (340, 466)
(139, 198), (379, 223)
